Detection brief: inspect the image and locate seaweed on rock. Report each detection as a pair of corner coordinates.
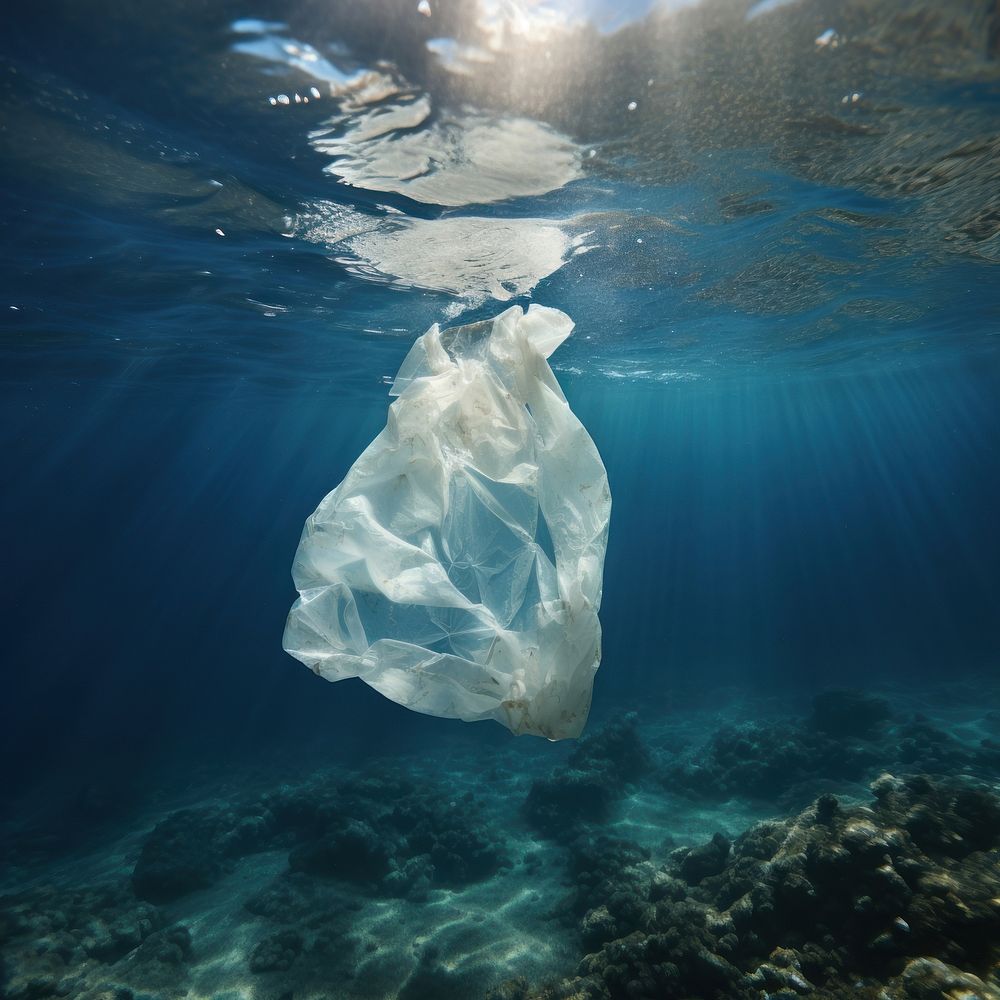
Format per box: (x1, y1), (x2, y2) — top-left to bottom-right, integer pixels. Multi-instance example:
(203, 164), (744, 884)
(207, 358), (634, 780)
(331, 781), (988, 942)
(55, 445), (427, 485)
(529, 773), (1000, 1000)
(524, 714), (650, 839)
(132, 804), (270, 902)
(248, 928), (304, 974)
(663, 717), (879, 802)
(2, 763), (513, 998)
(565, 835), (653, 928)
(129, 766), (509, 905)
(663, 691), (1000, 806)
(0, 883), (176, 1000)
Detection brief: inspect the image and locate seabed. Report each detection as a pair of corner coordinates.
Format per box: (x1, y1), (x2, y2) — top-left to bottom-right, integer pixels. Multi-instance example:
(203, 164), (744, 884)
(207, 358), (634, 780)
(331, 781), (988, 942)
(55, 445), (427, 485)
(3, 676), (1000, 1000)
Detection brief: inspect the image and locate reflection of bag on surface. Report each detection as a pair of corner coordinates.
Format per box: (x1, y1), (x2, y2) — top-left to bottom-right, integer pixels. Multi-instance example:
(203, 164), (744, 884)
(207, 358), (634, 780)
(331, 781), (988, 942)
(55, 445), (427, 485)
(283, 305), (611, 740)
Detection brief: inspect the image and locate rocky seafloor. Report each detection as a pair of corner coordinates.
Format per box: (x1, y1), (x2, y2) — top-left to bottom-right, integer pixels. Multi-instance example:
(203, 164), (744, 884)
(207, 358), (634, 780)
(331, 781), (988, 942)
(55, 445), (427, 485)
(3, 680), (1000, 1000)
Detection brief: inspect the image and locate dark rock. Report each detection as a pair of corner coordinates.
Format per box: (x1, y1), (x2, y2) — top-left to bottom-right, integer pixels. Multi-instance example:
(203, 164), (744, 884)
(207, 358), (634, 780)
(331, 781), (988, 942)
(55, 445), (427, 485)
(0, 883), (164, 997)
(648, 870), (686, 904)
(131, 924), (192, 966)
(132, 804), (273, 903)
(814, 793), (839, 823)
(243, 875), (313, 922)
(248, 930), (303, 974)
(132, 809), (225, 902)
(657, 690), (997, 809)
(4, 768), (507, 995)
(524, 769), (618, 838)
(289, 760), (509, 899)
(810, 689), (891, 738)
(524, 717), (649, 839)
(892, 716), (995, 777)
(663, 718), (879, 803)
(387, 795), (506, 886)
(564, 835), (651, 921)
(893, 956), (997, 999)
(529, 773), (1000, 1000)
(678, 832), (731, 885)
(567, 713), (650, 786)
(289, 819), (391, 882)
(581, 905), (619, 952)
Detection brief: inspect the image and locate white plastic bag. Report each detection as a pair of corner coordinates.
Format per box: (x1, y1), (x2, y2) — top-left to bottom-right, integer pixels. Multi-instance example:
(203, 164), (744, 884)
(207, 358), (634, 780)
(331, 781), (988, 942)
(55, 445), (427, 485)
(283, 305), (610, 739)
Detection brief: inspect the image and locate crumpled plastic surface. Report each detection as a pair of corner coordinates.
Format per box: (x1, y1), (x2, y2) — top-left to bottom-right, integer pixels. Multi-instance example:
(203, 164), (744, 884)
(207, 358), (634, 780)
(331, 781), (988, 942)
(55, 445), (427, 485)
(283, 305), (611, 739)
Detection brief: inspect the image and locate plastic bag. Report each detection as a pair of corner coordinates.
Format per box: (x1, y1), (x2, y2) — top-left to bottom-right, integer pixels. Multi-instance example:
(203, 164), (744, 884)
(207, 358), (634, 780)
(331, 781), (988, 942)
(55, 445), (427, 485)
(283, 305), (610, 739)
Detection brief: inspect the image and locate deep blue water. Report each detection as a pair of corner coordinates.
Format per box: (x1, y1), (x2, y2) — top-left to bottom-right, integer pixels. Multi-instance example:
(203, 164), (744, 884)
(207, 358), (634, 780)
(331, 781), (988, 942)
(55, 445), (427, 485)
(4, 0), (999, 793)
(1, 1), (1000, 996)
(4, 360), (999, 803)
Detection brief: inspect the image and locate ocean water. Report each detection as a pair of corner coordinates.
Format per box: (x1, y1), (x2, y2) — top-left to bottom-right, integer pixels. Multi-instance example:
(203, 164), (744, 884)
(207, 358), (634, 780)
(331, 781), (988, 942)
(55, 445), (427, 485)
(2, 1), (1000, 998)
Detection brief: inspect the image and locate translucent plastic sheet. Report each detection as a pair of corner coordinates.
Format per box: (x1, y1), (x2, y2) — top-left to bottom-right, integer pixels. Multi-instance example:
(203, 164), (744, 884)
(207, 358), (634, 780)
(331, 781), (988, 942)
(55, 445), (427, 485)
(283, 306), (610, 739)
